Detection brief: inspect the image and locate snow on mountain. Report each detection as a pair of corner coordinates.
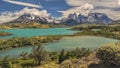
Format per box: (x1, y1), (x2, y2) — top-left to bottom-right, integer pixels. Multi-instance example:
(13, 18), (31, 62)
(62, 12), (112, 26)
(0, 3), (113, 25)
(60, 3), (113, 26)
(60, 3), (94, 18)
(7, 14), (53, 24)
(0, 7), (55, 24)
(87, 13), (112, 24)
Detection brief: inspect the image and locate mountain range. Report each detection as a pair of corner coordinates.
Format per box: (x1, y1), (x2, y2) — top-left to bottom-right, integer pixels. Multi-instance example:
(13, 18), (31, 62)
(62, 12), (112, 26)
(0, 1), (114, 26)
(7, 14), (53, 24)
(5, 12), (113, 26)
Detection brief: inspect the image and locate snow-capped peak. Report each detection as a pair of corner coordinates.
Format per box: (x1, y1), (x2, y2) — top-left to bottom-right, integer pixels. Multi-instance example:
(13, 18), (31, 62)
(62, 12), (112, 26)
(60, 3), (94, 18)
(0, 7), (51, 24)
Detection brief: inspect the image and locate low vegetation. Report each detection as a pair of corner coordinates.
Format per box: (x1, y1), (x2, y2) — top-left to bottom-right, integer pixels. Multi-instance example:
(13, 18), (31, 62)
(0, 36), (61, 50)
(0, 23), (120, 68)
(0, 44), (91, 68)
(96, 42), (120, 65)
(0, 42), (120, 68)
(72, 24), (120, 40)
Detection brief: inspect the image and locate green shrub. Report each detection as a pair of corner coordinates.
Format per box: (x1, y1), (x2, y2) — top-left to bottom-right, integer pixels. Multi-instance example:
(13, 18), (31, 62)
(49, 52), (59, 61)
(58, 49), (67, 64)
(30, 44), (49, 65)
(0, 57), (12, 68)
(21, 61), (33, 68)
(96, 42), (120, 65)
(58, 48), (91, 64)
(60, 60), (73, 68)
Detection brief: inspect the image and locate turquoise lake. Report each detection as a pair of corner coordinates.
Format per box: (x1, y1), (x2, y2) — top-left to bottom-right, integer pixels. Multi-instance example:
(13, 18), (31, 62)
(0, 36), (119, 57)
(0, 28), (78, 39)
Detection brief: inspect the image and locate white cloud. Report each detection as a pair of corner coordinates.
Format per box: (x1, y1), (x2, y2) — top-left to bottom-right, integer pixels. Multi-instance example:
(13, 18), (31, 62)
(59, 3), (94, 18)
(0, 7), (50, 23)
(2, 0), (42, 8)
(93, 8), (120, 20)
(66, 0), (119, 8)
(119, 0), (120, 5)
(65, 0), (120, 20)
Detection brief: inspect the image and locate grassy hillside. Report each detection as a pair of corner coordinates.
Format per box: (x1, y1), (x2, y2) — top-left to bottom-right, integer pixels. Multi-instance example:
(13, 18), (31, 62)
(72, 24), (120, 40)
(0, 23), (50, 29)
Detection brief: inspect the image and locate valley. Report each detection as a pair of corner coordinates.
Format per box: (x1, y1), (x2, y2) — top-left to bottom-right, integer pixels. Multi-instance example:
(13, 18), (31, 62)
(0, 23), (119, 51)
(0, 1), (120, 67)
(0, 23), (119, 55)
(0, 22), (119, 68)
(0, 23), (119, 49)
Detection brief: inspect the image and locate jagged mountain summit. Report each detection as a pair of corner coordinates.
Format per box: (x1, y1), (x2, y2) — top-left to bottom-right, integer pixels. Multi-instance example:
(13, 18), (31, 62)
(62, 12), (113, 26)
(7, 14), (54, 24)
(5, 12), (113, 26)
(1, 7), (60, 24)
(61, 3), (113, 25)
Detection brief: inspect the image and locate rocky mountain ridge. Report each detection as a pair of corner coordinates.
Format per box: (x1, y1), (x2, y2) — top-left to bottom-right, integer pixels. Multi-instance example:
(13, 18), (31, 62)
(62, 12), (112, 26)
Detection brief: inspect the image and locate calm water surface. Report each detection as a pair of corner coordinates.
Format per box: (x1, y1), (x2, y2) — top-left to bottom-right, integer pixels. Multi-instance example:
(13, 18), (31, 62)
(0, 28), (78, 39)
(0, 36), (119, 57)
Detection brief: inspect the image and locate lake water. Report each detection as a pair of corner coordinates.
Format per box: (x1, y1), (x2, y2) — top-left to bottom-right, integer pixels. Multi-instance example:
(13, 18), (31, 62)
(44, 36), (119, 51)
(0, 28), (78, 39)
(0, 36), (118, 57)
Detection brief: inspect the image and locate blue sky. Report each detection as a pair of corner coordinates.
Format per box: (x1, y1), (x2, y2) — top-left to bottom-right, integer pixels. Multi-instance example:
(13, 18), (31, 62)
(0, 0), (71, 17)
(0, 0), (120, 23)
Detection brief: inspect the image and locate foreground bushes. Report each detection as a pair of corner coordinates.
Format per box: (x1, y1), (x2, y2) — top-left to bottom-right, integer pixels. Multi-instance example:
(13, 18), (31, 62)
(0, 57), (12, 68)
(0, 36), (119, 67)
(60, 60), (73, 68)
(58, 48), (91, 64)
(30, 45), (49, 65)
(96, 42), (120, 65)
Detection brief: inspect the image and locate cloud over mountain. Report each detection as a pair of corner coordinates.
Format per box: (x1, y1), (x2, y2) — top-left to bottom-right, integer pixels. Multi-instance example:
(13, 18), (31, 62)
(0, 7), (50, 23)
(0, 0), (120, 22)
(65, 0), (120, 20)
(59, 3), (94, 18)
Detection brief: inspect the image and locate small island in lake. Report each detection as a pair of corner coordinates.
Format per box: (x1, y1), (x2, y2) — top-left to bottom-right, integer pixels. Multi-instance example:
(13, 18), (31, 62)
(0, 32), (13, 36)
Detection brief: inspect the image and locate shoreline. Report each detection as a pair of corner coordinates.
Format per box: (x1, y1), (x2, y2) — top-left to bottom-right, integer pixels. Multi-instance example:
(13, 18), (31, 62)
(0, 35), (119, 53)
